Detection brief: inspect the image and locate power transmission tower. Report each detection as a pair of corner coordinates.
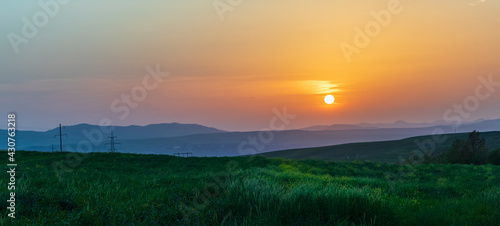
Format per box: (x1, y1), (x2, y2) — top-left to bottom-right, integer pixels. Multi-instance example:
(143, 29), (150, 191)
(51, 144), (56, 152)
(54, 124), (67, 152)
(105, 132), (120, 152)
(174, 152), (192, 157)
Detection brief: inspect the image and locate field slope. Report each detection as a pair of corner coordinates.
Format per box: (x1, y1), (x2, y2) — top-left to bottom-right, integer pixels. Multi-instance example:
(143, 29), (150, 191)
(0, 151), (499, 225)
(261, 131), (500, 162)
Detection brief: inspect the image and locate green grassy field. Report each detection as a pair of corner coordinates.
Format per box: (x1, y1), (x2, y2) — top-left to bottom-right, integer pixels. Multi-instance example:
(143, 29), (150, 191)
(1, 151), (499, 225)
(261, 131), (500, 162)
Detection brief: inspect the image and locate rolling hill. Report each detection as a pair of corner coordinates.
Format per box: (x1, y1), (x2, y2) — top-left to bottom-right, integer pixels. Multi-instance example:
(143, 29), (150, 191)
(304, 118), (500, 130)
(4, 119), (500, 157)
(301, 124), (377, 131)
(260, 131), (500, 163)
(0, 123), (225, 149)
(18, 128), (500, 157)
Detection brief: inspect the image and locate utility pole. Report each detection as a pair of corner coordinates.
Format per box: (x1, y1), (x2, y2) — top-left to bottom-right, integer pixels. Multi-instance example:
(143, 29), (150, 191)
(174, 152), (193, 157)
(54, 124), (66, 152)
(105, 132), (120, 152)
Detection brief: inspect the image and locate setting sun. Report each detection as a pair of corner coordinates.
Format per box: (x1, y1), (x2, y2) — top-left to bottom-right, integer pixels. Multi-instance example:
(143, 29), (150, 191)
(324, 95), (335, 104)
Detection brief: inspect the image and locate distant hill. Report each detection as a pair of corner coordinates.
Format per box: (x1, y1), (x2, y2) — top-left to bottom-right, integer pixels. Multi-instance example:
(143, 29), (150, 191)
(301, 124), (377, 131)
(357, 120), (451, 128)
(5, 120), (499, 157)
(16, 126), (497, 157)
(306, 118), (499, 130)
(48, 123), (226, 140)
(260, 131), (500, 163)
(1, 123), (225, 149)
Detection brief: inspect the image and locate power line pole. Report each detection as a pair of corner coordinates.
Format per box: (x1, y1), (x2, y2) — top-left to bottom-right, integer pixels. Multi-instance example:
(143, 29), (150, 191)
(105, 132), (120, 152)
(54, 124), (67, 152)
(51, 144), (56, 152)
(174, 152), (192, 157)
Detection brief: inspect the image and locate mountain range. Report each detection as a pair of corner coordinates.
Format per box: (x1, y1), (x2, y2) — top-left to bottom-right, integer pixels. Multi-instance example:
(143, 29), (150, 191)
(301, 118), (490, 130)
(2, 119), (499, 157)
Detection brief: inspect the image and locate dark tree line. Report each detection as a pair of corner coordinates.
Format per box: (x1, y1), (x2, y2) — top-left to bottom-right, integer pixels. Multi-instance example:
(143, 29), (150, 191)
(426, 131), (500, 165)
(443, 131), (488, 164)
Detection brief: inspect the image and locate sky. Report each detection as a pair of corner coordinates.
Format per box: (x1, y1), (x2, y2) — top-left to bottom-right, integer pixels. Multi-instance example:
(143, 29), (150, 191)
(1, 0), (499, 131)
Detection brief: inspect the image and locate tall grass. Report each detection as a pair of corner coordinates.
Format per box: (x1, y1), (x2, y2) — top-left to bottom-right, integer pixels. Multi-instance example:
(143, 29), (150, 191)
(0, 151), (499, 225)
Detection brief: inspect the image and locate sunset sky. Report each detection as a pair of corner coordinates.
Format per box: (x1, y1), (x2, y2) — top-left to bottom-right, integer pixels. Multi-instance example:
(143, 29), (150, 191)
(1, 0), (499, 131)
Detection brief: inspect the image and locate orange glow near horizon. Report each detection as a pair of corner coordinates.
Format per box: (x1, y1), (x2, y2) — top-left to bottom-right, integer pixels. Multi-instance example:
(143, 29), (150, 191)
(2, 1), (500, 131)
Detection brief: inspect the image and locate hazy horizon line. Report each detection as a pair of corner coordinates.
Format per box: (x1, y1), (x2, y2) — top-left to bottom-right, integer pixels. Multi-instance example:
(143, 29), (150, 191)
(3, 117), (498, 133)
